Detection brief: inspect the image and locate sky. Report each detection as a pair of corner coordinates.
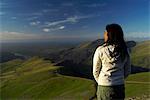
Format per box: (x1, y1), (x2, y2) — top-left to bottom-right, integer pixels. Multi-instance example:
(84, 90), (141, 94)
(0, 0), (149, 42)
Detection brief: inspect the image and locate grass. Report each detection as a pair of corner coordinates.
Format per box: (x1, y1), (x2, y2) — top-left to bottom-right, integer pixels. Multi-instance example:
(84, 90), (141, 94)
(1, 47), (150, 99)
(125, 72), (150, 98)
(131, 40), (150, 68)
(0, 59), (23, 73)
(0, 72), (95, 99)
(0, 57), (95, 100)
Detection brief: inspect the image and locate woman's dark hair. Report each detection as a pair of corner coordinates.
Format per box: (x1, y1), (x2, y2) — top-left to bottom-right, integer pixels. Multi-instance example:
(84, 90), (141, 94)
(105, 23), (129, 61)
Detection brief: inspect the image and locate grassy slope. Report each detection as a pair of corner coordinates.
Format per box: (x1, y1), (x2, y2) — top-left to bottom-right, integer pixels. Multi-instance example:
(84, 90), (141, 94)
(131, 40), (150, 68)
(1, 72), (95, 99)
(1, 40), (150, 99)
(125, 72), (150, 98)
(1, 67), (149, 99)
(0, 57), (95, 100)
(0, 59), (24, 74)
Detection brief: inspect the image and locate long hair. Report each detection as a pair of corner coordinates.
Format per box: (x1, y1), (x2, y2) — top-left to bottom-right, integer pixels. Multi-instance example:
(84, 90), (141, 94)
(104, 23), (129, 61)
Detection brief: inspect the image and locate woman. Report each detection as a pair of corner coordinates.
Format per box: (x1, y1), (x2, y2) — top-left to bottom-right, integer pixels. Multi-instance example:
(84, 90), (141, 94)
(93, 23), (131, 100)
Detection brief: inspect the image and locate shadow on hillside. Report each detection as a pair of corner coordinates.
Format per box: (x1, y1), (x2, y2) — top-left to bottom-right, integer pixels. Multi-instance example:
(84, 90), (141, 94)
(57, 61), (150, 100)
(55, 62), (150, 100)
(44, 39), (139, 80)
(45, 40), (149, 99)
(56, 61), (150, 80)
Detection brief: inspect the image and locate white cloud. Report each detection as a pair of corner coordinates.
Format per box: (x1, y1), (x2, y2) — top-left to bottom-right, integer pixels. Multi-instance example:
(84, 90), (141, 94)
(30, 21), (40, 26)
(42, 9), (58, 13)
(43, 26), (65, 32)
(17, 12), (42, 17)
(43, 28), (50, 32)
(44, 15), (100, 27)
(0, 31), (93, 41)
(66, 16), (78, 22)
(0, 31), (40, 40)
(0, 12), (5, 16)
(45, 16), (77, 27)
(125, 32), (150, 38)
(59, 26), (65, 29)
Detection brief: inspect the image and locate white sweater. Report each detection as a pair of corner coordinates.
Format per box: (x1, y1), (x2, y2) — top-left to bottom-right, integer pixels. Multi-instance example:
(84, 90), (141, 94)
(93, 43), (131, 86)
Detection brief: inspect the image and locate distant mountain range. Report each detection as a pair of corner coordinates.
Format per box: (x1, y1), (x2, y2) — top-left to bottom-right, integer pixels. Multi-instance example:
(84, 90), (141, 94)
(0, 52), (29, 63)
(44, 39), (136, 65)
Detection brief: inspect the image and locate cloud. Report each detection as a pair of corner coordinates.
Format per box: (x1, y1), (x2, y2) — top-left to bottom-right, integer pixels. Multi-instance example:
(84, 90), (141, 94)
(17, 12), (43, 17)
(43, 28), (50, 32)
(125, 32), (150, 38)
(0, 31), (40, 40)
(0, 12), (6, 16)
(40, 14), (100, 33)
(29, 21), (40, 26)
(42, 9), (58, 13)
(0, 30), (93, 41)
(0, 2), (9, 8)
(45, 16), (77, 27)
(0, 2), (21, 9)
(59, 26), (65, 29)
(44, 14), (100, 27)
(43, 26), (65, 32)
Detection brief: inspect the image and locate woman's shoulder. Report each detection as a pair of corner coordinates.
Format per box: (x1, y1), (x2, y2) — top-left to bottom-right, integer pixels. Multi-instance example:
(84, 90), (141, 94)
(96, 43), (107, 51)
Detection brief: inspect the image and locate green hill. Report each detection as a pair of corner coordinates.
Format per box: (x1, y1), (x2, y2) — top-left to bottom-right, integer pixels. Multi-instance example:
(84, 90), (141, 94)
(131, 40), (150, 68)
(125, 72), (150, 99)
(46, 39), (137, 78)
(0, 57), (95, 99)
(1, 56), (150, 99)
(0, 59), (23, 74)
(1, 40), (150, 99)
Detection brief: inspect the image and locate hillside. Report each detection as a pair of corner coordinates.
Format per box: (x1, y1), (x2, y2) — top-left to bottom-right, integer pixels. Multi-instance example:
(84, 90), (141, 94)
(0, 52), (28, 63)
(125, 72), (150, 99)
(1, 41), (77, 63)
(0, 57), (95, 99)
(131, 40), (150, 68)
(0, 57), (149, 99)
(44, 39), (149, 78)
(45, 39), (136, 65)
(1, 39), (150, 99)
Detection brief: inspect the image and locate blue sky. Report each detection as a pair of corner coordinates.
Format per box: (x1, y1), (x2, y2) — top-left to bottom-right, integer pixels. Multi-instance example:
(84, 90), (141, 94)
(0, 0), (149, 41)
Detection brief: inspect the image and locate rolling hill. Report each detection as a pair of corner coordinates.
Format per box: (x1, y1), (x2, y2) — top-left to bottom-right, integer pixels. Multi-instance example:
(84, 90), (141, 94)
(131, 40), (150, 68)
(0, 57), (95, 99)
(125, 72), (150, 99)
(0, 39), (150, 99)
(44, 39), (149, 79)
(45, 39), (136, 65)
(0, 57), (149, 99)
(0, 52), (28, 63)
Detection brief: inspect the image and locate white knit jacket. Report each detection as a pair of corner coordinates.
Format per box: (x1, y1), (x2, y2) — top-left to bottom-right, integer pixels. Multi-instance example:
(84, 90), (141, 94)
(93, 43), (131, 86)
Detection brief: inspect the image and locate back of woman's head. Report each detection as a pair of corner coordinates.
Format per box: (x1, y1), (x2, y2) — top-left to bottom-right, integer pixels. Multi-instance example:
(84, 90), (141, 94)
(105, 23), (129, 61)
